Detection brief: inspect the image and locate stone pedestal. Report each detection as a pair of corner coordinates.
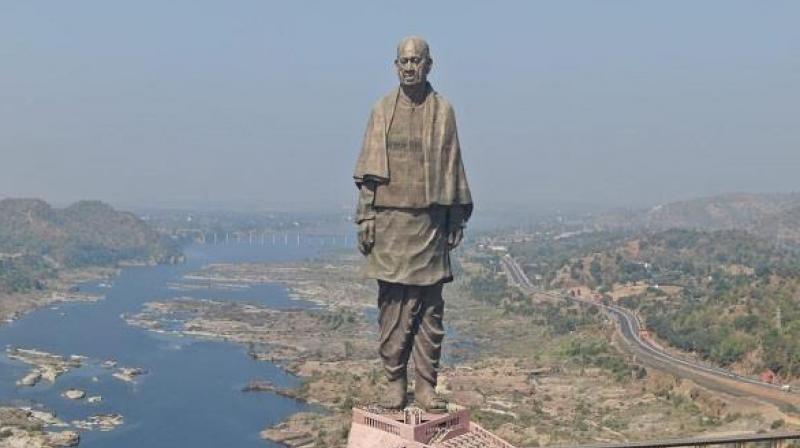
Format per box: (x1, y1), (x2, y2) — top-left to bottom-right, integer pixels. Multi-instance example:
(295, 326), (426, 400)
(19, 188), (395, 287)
(346, 404), (515, 448)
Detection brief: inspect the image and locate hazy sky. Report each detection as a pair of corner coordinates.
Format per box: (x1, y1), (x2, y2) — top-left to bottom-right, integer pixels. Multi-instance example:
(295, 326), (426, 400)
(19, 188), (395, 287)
(1, 1), (798, 214)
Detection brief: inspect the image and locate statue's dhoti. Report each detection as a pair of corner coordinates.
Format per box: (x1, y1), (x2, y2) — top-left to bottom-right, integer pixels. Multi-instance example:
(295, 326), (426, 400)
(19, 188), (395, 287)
(377, 280), (444, 385)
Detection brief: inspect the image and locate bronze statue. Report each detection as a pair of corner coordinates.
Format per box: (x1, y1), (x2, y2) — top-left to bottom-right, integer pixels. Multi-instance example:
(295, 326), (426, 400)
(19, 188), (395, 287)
(353, 36), (473, 412)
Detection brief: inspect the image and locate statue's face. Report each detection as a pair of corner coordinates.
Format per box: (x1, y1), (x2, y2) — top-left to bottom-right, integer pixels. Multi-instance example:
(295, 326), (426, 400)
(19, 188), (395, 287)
(395, 40), (431, 87)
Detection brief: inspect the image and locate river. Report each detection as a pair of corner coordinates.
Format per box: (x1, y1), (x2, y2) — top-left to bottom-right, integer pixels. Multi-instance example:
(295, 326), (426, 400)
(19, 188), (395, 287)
(0, 241), (332, 448)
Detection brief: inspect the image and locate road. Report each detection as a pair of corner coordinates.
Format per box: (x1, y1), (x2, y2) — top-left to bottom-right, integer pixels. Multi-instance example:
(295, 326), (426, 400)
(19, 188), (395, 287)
(500, 254), (800, 410)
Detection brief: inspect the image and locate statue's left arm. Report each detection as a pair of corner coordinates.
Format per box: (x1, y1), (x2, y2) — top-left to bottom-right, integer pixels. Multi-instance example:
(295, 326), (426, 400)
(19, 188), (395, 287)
(442, 99), (472, 250)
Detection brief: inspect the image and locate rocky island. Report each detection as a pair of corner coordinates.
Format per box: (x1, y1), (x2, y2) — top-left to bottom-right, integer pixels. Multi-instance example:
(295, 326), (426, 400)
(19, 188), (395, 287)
(112, 367), (147, 384)
(7, 347), (84, 386)
(62, 389), (86, 401)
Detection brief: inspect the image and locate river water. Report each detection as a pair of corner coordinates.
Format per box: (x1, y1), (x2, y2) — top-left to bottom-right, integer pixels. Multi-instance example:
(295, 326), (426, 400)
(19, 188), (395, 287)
(0, 242), (332, 448)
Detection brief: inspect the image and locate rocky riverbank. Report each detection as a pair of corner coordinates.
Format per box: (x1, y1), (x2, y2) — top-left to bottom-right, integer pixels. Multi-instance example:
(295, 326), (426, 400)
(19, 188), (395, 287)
(126, 297), (374, 368)
(183, 254), (374, 310)
(125, 296), (379, 445)
(0, 266), (116, 326)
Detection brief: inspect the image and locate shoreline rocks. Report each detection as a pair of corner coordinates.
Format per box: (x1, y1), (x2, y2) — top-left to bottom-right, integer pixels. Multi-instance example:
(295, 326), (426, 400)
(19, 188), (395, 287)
(241, 379), (302, 400)
(71, 413), (124, 431)
(112, 366), (147, 383)
(0, 406), (80, 447)
(46, 430), (81, 447)
(260, 428), (315, 448)
(16, 369), (43, 387)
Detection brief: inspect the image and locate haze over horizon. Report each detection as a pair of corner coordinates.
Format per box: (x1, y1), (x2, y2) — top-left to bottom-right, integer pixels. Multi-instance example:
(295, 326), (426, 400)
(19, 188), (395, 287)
(2, 1), (798, 215)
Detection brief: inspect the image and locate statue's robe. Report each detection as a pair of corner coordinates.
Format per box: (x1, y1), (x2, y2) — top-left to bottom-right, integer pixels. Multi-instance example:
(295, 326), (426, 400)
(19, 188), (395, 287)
(353, 83), (473, 286)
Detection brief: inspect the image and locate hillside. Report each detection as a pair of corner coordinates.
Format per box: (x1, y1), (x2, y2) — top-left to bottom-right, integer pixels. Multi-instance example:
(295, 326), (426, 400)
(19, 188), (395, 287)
(593, 193), (800, 242)
(756, 205), (800, 244)
(512, 228), (800, 380)
(0, 198), (181, 295)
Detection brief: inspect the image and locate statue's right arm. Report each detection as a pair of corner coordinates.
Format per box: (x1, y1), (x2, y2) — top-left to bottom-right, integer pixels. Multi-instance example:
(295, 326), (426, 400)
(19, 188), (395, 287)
(356, 180), (377, 255)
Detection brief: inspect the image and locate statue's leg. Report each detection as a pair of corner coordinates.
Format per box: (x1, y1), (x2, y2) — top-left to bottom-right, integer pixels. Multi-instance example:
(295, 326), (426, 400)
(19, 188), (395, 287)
(377, 280), (419, 409)
(411, 282), (447, 412)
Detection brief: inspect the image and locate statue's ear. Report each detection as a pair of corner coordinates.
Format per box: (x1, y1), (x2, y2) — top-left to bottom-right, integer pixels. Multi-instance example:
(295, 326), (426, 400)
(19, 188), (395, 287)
(425, 58), (434, 74)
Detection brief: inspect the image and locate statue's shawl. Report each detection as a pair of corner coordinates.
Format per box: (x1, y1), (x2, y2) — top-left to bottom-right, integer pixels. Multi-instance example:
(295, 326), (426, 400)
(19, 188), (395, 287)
(353, 84), (473, 208)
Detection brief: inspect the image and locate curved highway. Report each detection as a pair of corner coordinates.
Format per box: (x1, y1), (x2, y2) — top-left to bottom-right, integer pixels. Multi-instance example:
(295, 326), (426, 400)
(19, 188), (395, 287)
(500, 254), (800, 409)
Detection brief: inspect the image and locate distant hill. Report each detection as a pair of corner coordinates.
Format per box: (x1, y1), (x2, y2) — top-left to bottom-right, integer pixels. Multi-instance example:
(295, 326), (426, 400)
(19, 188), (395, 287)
(0, 198), (181, 267)
(594, 193), (800, 242)
(754, 204), (800, 244)
(643, 193), (800, 231)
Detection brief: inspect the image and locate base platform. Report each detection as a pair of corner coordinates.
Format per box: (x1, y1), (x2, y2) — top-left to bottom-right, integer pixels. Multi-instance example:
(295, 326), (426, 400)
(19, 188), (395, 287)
(347, 404), (515, 448)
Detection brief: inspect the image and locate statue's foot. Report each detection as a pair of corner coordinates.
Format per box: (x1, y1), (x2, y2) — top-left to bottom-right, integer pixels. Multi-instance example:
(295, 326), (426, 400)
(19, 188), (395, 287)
(380, 377), (408, 410)
(415, 379), (447, 413)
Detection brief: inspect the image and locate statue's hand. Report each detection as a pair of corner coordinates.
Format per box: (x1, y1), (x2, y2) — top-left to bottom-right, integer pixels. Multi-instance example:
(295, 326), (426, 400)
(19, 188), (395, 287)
(357, 219), (375, 255)
(447, 226), (464, 250)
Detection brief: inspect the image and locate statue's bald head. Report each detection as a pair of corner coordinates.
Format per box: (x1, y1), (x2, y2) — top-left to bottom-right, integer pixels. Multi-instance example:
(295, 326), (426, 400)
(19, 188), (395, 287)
(396, 36), (431, 61)
(394, 36), (433, 87)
